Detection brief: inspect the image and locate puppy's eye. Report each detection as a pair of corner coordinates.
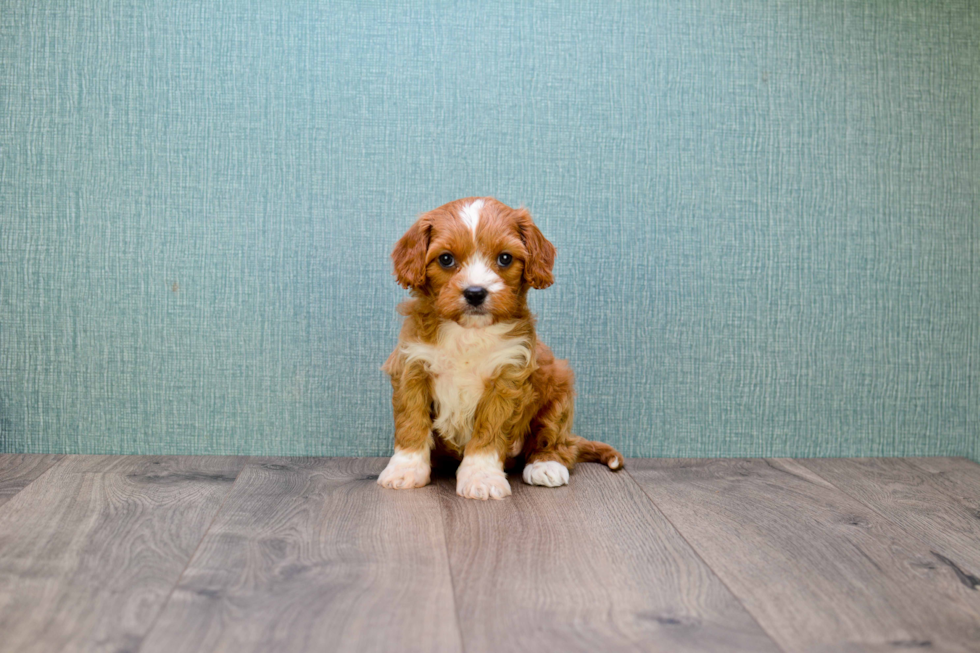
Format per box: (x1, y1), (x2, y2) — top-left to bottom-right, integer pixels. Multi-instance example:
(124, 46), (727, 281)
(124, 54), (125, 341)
(497, 253), (513, 268)
(437, 253), (455, 269)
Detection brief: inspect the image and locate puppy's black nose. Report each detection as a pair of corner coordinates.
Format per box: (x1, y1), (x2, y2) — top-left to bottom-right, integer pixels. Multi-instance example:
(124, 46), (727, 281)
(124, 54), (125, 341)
(463, 286), (488, 306)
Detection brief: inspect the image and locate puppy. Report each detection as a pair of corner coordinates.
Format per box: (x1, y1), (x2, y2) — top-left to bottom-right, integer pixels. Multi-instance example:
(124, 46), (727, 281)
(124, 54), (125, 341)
(379, 198), (623, 500)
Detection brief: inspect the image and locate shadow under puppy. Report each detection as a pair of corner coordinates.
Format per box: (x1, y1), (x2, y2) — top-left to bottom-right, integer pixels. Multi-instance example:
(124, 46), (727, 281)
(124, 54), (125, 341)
(380, 197), (623, 500)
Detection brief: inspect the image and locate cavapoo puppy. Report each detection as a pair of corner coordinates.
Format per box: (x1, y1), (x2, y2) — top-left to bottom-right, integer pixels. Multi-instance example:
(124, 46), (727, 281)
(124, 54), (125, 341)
(379, 197), (623, 500)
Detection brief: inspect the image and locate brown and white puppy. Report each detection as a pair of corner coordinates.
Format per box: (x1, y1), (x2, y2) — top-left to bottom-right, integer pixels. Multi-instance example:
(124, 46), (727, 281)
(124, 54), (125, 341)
(379, 197), (623, 500)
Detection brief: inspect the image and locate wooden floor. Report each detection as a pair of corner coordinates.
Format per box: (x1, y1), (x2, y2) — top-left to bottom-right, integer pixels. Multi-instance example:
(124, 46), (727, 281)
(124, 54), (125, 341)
(1, 456), (979, 652)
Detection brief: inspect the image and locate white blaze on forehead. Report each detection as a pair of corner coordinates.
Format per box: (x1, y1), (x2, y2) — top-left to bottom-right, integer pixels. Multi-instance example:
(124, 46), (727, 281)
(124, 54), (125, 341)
(460, 255), (504, 293)
(459, 199), (484, 238)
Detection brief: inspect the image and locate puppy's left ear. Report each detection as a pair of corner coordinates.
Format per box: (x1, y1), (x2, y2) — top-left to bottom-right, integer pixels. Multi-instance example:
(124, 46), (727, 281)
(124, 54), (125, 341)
(516, 209), (556, 289)
(391, 215), (432, 289)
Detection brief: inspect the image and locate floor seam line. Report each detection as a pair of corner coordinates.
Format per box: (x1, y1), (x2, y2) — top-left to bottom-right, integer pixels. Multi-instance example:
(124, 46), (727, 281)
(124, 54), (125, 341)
(791, 458), (980, 577)
(623, 461), (790, 653)
(436, 477), (469, 653)
(132, 455), (250, 653)
(0, 454), (68, 513)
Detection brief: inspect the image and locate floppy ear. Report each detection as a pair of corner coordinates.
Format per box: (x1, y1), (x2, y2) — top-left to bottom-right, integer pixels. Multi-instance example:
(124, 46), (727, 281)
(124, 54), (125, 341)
(391, 216), (432, 289)
(516, 209), (556, 289)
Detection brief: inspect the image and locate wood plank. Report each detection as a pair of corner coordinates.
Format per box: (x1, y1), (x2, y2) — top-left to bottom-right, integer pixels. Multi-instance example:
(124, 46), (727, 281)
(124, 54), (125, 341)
(903, 457), (980, 512)
(629, 458), (980, 653)
(139, 457), (462, 653)
(799, 458), (980, 588)
(0, 454), (63, 508)
(437, 462), (781, 653)
(0, 455), (245, 653)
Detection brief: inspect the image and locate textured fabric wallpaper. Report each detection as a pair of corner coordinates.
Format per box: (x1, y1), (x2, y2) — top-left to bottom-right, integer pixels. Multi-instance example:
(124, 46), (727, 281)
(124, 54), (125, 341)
(1, 1), (977, 459)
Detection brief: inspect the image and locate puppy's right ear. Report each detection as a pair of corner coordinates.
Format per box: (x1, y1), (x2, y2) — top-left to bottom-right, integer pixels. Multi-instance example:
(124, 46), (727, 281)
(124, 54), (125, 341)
(391, 216), (432, 289)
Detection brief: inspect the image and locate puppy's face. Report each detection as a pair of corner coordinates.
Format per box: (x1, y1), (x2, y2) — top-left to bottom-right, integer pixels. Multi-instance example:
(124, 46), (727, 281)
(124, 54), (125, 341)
(392, 198), (556, 326)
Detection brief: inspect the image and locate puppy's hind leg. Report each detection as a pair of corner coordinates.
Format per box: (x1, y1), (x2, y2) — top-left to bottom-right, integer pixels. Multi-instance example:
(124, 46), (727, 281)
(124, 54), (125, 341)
(522, 393), (576, 487)
(522, 390), (624, 487)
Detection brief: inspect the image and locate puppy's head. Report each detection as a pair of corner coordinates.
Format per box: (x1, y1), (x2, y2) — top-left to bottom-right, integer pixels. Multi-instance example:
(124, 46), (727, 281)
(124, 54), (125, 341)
(392, 197), (556, 327)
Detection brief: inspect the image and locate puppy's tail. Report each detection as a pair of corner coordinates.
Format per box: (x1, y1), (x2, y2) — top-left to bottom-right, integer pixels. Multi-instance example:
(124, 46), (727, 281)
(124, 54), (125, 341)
(572, 436), (624, 471)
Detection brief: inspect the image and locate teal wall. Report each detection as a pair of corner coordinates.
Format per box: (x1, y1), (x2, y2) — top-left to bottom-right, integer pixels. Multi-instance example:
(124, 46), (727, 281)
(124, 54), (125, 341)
(1, 1), (978, 459)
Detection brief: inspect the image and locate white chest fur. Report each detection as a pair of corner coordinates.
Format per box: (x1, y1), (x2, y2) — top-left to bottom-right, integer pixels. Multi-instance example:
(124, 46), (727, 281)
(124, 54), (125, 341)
(401, 321), (532, 448)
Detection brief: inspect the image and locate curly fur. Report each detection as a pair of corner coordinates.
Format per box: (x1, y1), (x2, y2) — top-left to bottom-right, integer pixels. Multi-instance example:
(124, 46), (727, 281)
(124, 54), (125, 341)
(380, 197), (622, 499)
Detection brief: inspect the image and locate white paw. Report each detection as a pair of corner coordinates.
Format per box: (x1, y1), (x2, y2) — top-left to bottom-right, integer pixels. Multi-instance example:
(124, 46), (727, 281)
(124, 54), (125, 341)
(456, 452), (511, 500)
(522, 460), (569, 487)
(378, 449), (431, 489)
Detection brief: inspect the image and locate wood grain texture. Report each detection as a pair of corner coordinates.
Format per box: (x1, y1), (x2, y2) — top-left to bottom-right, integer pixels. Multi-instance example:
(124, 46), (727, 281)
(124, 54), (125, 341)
(0, 453), (63, 508)
(629, 458), (980, 653)
(139, 457), (462, 653)
(437, 462), (781, 653)
(799, 458), (980, 586)
(0, 455), (245, 653)
(903, 457), (980, 512)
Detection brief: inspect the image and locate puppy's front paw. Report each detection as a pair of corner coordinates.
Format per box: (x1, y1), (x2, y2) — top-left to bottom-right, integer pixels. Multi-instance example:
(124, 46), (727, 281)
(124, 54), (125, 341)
(522, 460), (570, 487)
(456, 452), (511, 500)
(378, 449), (431, 489)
